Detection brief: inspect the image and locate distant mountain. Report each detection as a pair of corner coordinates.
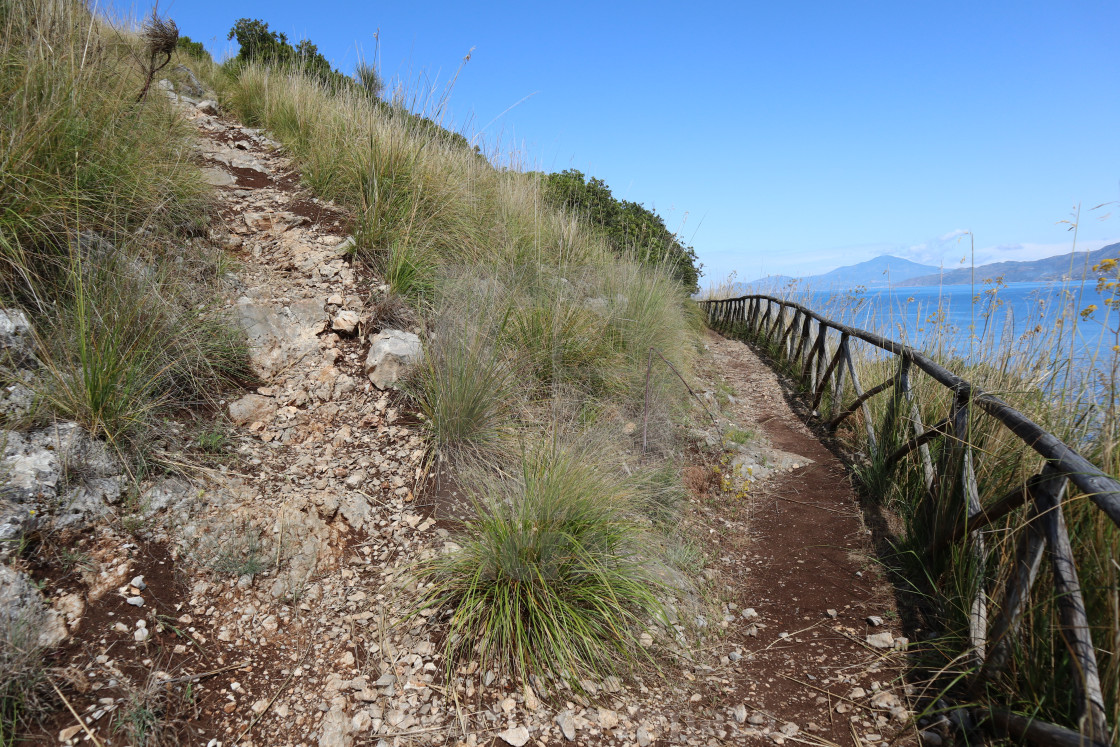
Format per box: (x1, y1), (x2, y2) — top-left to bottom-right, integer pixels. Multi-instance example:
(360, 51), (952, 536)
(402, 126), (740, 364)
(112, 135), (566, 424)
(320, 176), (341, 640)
(903, 243), (1120, 286)
(807, 255), (941, 288)
(733, 245), (1120, 295)
(743, 255), (940, 292)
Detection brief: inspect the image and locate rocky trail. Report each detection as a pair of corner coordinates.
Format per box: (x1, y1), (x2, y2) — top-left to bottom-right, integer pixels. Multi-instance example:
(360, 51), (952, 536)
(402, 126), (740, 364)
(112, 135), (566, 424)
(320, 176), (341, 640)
(4, 83), (916, 747)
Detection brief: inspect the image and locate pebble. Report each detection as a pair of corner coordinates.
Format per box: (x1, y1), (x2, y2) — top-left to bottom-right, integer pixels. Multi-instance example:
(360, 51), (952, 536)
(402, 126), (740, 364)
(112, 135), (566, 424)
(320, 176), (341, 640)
(919, 729), (944, 746)
(126, 596), (144, 607)
(523, 684), (540, 711)
(498, 726), (530, 746)
(733, 704), (748, 723)
(130, 575), (146, 591)
(556, 711), (577, 740)
(598, 708), (619, 729)
(867, 632), (895, 649)
(637, 724), (653, 746)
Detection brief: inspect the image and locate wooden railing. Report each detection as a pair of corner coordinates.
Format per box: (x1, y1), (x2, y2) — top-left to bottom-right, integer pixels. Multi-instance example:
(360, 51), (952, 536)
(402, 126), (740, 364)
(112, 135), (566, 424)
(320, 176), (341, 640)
(703, 294), (1119, 747)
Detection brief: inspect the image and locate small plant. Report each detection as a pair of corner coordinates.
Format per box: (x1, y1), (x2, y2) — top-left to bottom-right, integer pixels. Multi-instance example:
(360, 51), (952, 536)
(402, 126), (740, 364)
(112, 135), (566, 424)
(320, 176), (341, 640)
(406, 326), (518, 465)
(662, 538), (705, 574)
(354, 60), (384, 99)
(112, 667), (197, 747)
(210, 529), (272, 578)
(55, 547), (91, 574)
(196, 427), (229, 454)
(380, 241), (437, 303)
(0, 612), (49, 742)
(723, 427), (753, 445)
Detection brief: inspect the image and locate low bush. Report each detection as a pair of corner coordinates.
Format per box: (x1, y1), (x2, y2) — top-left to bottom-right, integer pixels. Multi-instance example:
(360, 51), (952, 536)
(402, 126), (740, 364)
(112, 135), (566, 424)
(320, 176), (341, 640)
(407, 322), (519, 467)
(416, 440), (671, 689)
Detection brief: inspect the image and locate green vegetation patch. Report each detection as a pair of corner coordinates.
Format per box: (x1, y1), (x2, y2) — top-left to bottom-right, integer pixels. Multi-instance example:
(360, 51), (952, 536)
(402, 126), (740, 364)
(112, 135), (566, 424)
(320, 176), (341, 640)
(416, 441), (673, 690)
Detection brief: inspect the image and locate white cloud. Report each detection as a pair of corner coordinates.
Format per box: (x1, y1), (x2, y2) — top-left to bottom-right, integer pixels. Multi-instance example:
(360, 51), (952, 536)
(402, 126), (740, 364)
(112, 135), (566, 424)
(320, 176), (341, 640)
(937, 228), (970, 242)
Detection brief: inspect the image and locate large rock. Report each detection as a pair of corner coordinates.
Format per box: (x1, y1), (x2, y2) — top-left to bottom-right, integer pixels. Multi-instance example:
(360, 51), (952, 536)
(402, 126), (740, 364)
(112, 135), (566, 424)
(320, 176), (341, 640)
(54, 477), (119, 528)
(0, 422), (123, 542)
(228, 394), (277, 426)
(236, 297), (328, 380)
(499, 726), (530, 746)
(201, 167), (235, 187)
(0, 429), (59, 504)
(331, 309), (360, 335)
(364, 330), (422, 390)
(172, 64), (204, 97)
(0, 564), (68, 648)
(140, 477), (194, 518)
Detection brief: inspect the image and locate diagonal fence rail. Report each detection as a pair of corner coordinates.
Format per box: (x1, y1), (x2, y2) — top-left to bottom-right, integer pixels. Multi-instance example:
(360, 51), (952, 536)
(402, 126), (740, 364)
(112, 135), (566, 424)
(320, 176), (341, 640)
(703, 294), (1119, 747)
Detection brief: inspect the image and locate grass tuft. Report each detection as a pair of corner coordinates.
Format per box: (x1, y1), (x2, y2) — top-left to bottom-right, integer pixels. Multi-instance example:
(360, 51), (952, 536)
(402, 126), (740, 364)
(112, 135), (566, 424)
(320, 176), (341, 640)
(416, 440), (672, 690)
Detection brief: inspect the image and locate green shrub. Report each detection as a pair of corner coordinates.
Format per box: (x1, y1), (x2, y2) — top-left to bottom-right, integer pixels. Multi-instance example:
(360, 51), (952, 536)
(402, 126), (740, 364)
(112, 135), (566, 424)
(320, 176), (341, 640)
(503, 292), (624, 394)
(416, 441), (671, 689)
(407, 324), (518, 465)
(538, 169), (701, 292)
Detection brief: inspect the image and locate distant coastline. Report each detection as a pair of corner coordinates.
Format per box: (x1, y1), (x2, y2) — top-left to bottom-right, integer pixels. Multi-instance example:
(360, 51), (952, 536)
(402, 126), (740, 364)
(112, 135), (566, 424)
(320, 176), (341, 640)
(737, 242), (1119, 294)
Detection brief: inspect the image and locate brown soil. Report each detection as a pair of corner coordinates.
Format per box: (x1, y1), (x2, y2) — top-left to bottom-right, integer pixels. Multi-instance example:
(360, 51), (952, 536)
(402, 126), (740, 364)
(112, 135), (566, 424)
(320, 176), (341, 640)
(687, 329), (916, 746)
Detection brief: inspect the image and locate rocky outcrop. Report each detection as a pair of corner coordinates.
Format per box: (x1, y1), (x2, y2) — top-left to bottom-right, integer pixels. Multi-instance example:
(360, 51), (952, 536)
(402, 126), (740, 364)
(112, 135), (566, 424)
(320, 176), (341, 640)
(0, 422), (123, 554)
(0, 564), (68, 648)
(237, 296), (328, 381)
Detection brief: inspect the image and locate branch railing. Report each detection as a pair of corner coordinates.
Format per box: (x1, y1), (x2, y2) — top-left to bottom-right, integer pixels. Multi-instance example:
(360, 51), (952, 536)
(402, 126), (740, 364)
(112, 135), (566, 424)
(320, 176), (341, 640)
(702, 294), (1119, 747)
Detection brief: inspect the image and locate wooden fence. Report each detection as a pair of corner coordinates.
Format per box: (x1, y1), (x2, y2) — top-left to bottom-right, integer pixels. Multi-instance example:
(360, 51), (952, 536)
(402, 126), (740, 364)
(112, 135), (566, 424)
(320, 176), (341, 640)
(703, 294), (1119, 747)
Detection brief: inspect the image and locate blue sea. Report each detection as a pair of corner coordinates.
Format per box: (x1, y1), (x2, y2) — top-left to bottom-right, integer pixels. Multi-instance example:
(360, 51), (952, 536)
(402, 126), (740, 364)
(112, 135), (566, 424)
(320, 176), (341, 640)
(793, 282), (1117, 387)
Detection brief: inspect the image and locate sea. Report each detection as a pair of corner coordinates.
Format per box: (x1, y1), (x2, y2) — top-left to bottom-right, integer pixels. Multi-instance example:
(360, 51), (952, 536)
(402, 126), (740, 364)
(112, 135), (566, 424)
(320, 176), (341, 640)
(788, 282), (1118, 390)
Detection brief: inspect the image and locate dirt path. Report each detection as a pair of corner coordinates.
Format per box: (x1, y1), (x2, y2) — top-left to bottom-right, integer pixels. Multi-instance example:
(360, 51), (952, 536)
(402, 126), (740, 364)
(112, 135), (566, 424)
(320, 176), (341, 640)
(691, 329), (915, 747)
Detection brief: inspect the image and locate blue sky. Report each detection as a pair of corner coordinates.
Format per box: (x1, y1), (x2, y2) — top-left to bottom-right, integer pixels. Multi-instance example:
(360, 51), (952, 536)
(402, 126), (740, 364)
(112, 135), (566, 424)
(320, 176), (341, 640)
(128, 1), (1119, 283)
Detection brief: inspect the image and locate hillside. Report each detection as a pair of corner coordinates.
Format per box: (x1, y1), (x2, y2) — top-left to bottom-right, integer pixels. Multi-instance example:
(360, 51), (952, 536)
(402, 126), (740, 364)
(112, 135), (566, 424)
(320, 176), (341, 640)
(0, 4), (917, 746)
(903, 242), (1120, 286)
(739, 254), (939, 293)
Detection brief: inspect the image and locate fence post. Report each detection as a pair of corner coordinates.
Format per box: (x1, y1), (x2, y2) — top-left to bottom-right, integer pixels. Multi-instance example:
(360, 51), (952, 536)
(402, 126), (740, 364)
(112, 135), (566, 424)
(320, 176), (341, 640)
(947, 392), (988, 666)
(830, 333), (849, 419)
(802, 321), (826, 390)
(796, 313), (811, 369)
(841, 342), (878, 457)
(898, 358), (936, 493)
(1034, 466), (1112, 745)
(769, 303), (785, 347)
(981, 487), (1048, 681)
